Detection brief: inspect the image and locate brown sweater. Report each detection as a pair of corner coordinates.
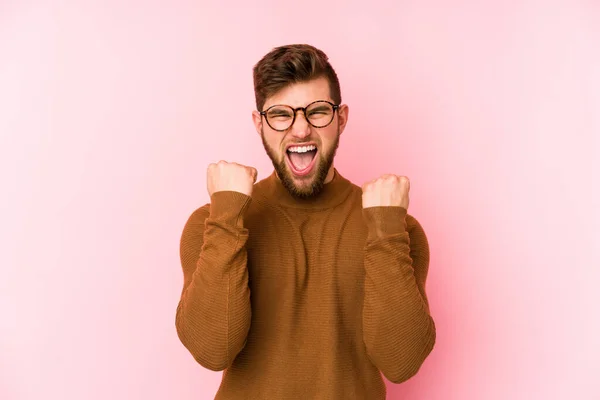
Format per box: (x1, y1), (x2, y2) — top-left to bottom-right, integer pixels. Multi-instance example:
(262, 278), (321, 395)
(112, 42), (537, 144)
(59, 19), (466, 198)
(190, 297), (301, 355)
(176, 169), (435, 399)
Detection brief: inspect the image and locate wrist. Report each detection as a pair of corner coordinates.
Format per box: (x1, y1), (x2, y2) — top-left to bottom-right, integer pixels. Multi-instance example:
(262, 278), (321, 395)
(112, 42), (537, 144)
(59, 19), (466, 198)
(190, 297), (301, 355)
(362, 206), (407, 241)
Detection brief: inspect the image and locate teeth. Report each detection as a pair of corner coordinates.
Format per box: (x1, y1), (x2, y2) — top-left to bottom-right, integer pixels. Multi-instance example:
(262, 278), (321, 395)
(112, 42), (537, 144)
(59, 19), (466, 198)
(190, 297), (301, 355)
(288, 145), (316, 153)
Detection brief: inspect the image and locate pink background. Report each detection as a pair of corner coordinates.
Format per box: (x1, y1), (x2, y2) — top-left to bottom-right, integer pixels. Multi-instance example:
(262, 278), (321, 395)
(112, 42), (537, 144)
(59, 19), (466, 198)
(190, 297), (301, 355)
(1, 1), (599, 399)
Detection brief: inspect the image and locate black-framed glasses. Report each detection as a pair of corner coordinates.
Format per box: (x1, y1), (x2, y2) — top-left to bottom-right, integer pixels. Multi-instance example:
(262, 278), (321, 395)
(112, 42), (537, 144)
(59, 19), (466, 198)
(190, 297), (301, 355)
(259, 100), (340, 132)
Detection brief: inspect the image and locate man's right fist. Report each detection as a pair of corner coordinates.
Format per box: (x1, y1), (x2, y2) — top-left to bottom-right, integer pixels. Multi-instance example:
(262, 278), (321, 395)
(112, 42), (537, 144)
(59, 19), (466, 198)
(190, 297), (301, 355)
(207, 161), (258, 197)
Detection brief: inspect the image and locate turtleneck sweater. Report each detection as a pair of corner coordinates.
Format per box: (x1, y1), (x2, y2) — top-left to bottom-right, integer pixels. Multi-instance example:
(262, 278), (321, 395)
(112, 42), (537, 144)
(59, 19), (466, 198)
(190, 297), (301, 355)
(176, 168), (435, 399)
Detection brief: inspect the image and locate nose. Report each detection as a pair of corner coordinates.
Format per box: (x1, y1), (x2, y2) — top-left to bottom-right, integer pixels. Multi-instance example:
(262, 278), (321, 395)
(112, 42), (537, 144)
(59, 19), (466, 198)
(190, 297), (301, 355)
(289, 110), (311, 139)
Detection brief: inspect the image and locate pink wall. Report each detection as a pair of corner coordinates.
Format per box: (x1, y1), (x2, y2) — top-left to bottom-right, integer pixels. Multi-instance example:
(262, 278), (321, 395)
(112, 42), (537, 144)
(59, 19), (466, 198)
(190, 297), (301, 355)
(1, 1), (599, 399)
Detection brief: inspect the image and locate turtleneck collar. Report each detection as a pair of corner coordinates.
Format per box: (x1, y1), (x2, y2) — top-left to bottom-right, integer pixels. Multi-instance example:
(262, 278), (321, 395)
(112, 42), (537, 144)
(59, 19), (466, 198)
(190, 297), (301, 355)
(255, 168), (354, 210)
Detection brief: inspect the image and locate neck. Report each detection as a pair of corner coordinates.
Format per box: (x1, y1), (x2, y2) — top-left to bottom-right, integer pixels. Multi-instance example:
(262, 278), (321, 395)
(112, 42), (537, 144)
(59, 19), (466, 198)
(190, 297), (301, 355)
(324, 164), (335, 184)
(261, 167), (353, 210)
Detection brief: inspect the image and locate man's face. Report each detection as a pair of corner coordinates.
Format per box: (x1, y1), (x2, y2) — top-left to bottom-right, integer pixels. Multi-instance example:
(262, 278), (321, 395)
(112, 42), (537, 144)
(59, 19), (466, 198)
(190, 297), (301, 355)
(252, 77), (349, 198)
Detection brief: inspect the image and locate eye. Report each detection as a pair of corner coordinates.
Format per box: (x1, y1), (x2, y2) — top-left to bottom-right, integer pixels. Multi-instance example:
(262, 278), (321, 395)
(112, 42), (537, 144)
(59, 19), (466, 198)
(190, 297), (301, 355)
(267, 108), (293, 119)
(307, 107), (332, 117)
(271, 114), (291, 120)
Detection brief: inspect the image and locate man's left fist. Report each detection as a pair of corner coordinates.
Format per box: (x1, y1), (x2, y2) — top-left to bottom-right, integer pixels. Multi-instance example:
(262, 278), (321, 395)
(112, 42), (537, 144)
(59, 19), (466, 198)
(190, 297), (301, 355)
(362, 174), (410, 210)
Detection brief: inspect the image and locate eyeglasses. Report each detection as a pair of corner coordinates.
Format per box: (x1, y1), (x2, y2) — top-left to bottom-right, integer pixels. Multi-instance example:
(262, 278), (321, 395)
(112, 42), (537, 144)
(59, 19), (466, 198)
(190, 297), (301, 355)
(259, 100), (340, 132)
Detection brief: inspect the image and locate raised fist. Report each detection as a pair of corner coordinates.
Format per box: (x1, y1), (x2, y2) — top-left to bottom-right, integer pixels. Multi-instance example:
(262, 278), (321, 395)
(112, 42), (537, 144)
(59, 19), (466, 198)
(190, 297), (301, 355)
(362, 174), (410, 210)
(207, 161), (258, 197)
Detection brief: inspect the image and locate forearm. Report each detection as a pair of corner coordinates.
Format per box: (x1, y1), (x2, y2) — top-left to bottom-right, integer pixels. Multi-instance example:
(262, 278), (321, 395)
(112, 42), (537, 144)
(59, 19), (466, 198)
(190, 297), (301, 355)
(176, 191), (252, 371)
(362, 206), (436, 383)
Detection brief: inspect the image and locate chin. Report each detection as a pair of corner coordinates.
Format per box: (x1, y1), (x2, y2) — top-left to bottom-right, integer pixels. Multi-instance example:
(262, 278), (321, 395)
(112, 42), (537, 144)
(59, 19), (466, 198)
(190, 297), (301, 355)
(261, 129), (339, 199)
(279, 159), (329, 199)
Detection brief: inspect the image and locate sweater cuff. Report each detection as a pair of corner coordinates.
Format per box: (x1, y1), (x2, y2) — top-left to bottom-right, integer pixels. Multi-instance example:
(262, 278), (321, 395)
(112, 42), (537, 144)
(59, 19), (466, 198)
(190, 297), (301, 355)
(209, 191), (252, 229)
(362, 206), (408, 242)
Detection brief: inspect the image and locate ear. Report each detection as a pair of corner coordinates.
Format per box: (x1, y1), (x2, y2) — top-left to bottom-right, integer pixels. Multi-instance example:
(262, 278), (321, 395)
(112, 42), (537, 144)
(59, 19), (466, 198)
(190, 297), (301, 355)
(337, 104), (349, 135)
(252, 110), (263, 135)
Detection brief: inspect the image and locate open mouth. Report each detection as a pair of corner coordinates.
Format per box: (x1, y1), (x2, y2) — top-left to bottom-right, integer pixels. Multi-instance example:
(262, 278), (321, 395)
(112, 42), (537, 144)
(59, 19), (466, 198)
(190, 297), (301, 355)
(286, 144), (318, 176)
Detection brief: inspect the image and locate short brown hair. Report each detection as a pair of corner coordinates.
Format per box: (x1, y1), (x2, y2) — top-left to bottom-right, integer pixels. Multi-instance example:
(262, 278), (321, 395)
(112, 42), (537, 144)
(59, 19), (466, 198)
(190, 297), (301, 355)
(252, 44), (342, 111)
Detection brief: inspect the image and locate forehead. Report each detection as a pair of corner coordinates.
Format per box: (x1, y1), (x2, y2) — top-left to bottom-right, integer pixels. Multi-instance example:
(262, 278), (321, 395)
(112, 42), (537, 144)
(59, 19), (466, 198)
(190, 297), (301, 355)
(264, 76), (332, 109)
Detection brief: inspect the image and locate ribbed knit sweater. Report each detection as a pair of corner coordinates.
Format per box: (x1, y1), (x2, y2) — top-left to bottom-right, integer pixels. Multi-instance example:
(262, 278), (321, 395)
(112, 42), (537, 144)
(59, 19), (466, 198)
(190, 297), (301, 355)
(176, 168), (435, 399)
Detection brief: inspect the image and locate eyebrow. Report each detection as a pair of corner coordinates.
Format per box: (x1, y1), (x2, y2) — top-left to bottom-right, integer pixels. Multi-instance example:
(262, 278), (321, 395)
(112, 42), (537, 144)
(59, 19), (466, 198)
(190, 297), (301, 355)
(264, 101), (332, 111)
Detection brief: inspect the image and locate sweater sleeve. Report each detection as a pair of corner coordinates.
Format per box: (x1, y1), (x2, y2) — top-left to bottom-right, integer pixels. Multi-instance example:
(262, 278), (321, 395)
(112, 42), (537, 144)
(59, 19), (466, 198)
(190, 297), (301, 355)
(361, 206), (436, 383)
(175, 190), (252, 371)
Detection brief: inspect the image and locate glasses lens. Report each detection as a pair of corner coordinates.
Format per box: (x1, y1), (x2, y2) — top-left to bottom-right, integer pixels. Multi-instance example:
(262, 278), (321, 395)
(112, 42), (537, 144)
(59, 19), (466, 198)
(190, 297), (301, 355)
(306, 101), (335, 127)
(266, 106), (294, 131)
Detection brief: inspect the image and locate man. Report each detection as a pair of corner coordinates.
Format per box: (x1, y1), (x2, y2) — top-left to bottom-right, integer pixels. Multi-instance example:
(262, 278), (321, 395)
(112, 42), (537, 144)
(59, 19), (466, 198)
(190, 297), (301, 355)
(176, 44), (435, 399)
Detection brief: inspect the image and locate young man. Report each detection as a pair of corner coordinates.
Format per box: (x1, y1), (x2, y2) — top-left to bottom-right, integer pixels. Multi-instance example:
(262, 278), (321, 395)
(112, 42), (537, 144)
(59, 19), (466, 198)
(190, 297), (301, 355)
(176, 44), (435, 399)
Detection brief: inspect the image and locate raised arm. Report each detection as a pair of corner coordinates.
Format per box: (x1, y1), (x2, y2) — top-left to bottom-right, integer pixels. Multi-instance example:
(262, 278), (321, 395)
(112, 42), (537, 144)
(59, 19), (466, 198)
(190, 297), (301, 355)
(362, 206), (436, 383)
(175, 190), (253, 370)
(176, 161), (258, 370)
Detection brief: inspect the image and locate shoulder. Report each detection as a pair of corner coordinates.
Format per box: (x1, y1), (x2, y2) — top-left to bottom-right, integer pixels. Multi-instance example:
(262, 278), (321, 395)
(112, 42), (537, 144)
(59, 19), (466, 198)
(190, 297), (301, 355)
(179, 204), (211, 272)
(406, 213), (426, 235)
(405, 213), (430, 263)
(185, 203), (211, 226)
(180, 203), (211, 244)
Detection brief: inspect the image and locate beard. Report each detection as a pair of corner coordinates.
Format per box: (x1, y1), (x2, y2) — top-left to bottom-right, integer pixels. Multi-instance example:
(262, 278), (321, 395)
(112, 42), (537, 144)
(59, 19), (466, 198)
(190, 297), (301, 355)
(261, 127), (340, 199)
